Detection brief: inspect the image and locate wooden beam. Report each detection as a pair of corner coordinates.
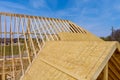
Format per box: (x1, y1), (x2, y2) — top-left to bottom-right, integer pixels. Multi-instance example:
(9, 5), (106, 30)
(103, 63), (108, 80)
(0, 12), (67, 21)
(110, 57), (120, 71)
(108, 67), (118, 80)
(109, 61), (120, 79)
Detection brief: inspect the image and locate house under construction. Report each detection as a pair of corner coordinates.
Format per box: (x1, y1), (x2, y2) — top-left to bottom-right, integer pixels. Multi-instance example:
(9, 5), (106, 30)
(0, 12), (120, 80)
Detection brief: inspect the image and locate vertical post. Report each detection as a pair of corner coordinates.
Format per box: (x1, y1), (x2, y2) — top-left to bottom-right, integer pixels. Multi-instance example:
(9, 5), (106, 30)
(10, 16), (15, 80)
(2, 15), (6, 80)
(103, 63), (108, 80)
(27, 18), (33, 61)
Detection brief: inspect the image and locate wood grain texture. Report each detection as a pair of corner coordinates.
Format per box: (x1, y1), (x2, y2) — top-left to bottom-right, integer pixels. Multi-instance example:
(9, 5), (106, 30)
(21, 41), (120, 80)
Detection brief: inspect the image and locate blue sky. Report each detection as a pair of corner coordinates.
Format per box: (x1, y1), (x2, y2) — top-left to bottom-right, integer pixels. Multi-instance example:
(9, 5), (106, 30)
(0, 0), (120, 37)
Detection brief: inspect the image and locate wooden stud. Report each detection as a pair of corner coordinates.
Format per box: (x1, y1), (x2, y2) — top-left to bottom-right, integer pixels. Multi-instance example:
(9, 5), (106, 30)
(2, 15), (7, 80)
(37, 17), (50, 41)
(15, 15), (25, 75)
(10, 15), (15, 80)
(103, 63), (108, 80)
(33, 16), (45, 45)
(20, 16), (31, 64)
(29, 18), (41, 52)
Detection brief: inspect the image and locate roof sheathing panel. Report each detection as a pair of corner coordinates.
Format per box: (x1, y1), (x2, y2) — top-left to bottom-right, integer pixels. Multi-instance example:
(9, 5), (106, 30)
(21, 41), (119, 80)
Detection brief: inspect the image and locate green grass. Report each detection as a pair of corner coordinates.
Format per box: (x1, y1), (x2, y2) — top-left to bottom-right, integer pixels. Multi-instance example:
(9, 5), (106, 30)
(0, 45), (24, 56)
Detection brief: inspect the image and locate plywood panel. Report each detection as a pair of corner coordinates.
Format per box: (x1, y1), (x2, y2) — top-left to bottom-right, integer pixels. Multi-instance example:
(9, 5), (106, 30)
(37, 41), (117, 80)
(21, 55), (77, 80)
(58, 32), (103, 41)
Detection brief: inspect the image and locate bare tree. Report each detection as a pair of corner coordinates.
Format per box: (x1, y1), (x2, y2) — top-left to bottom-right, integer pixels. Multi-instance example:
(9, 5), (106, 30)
(111, 28), (120, 42)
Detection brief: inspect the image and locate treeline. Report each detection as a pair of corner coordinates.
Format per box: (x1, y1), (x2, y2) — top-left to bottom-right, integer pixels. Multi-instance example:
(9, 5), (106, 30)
(101, 28), (120, 42)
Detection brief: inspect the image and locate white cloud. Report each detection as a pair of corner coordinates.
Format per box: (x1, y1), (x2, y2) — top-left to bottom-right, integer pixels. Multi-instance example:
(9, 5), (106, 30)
(29, 0), (47, 8)
(0, 1), (40, 15)
(0, 1), (29, 10)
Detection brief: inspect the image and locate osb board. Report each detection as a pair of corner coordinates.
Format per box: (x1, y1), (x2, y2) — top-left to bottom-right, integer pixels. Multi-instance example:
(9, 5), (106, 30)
(22, 41), (119, 80)
(39, 41), (117, 80)
(58, 32), (103, 41)
(21, 55), (77, 80)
